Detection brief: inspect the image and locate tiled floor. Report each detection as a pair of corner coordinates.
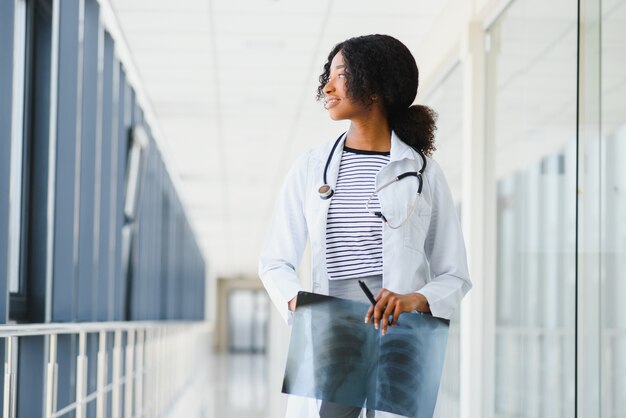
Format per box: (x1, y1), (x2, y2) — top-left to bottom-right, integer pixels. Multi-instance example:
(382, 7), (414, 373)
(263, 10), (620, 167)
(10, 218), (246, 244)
(169, 347), (456, 418)
(210, 352), (271, 417)
(168, 352), (284, 418)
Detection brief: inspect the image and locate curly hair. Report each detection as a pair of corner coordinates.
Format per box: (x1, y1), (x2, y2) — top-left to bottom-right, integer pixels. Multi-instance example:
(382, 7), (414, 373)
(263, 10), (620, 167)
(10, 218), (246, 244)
(317, 34), (437, 156)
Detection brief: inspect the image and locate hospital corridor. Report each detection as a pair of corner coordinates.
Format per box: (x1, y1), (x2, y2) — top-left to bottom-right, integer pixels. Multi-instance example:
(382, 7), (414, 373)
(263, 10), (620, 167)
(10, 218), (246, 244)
(0, 0), (625, 417)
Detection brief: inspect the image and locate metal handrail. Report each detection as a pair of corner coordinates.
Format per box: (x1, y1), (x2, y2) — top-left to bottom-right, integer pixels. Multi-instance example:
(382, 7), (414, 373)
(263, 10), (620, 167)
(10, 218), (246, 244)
(1, 320), (212, 418)
(0, 320), (212, 337)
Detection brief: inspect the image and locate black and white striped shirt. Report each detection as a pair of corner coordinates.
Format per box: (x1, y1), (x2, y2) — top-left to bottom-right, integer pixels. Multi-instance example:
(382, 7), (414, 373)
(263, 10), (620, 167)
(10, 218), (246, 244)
(326, 146), (390, 280)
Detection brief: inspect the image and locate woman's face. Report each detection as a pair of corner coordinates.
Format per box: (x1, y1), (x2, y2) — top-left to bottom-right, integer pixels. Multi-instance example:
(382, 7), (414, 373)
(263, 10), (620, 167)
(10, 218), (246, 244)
(323, 51), (365, 121)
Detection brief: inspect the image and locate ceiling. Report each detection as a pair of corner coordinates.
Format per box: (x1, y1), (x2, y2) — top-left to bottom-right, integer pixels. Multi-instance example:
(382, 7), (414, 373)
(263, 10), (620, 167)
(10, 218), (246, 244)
(107, 0), (451, 278)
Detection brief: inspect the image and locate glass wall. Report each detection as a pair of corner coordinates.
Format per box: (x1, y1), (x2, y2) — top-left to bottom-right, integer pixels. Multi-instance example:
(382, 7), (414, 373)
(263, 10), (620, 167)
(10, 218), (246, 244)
(599, 0), (626, 415)
(486, 0), (578, 416)
(579, 0), (626, 415)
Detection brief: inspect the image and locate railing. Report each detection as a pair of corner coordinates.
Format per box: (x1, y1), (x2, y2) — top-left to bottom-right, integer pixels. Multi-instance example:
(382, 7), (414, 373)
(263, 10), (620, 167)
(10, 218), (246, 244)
(1, 321), (211, 418)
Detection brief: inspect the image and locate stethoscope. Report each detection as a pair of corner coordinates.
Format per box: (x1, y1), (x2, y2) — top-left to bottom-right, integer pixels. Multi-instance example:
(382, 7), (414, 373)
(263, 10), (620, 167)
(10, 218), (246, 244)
(318, 133), (427, 229)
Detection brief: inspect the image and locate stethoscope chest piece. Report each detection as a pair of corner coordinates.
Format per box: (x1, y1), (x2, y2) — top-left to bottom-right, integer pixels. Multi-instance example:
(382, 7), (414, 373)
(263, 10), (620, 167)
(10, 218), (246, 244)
(318, 184), (334, 200)
(318, 133), (345, 200)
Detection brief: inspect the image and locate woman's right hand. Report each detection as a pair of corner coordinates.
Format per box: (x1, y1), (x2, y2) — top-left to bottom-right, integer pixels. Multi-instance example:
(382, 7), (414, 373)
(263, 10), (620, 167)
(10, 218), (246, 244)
(288, 296), (298, 311)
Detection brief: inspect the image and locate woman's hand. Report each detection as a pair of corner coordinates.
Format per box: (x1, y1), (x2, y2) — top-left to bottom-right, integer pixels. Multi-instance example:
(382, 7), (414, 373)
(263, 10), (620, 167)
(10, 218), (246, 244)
(288, 296), (298, 311)
(364, 289), (430, 335)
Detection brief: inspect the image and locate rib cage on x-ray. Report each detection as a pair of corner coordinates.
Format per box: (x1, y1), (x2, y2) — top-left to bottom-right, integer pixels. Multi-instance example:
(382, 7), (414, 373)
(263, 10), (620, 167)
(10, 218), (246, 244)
(283, 292), (449, 418)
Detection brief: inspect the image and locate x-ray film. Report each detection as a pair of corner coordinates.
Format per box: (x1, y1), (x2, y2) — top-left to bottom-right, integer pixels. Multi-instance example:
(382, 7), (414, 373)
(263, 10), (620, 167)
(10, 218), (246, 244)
(282, 291), (449, 418)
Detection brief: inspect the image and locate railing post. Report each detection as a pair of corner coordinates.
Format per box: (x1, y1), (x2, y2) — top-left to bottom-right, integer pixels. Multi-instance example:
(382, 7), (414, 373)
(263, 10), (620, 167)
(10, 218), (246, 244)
(96, 331), (107, 418)
(75, 332), (87, 418)
(175, 327), (180, 405)
(161, 328), (168, 409)
(143, 329), (152, 418)
(44, 334), (58, 418)
(3, 337), (18, 418)
(3, 337), (11, 418)
(157, 328), (164, 416)
(134, 330), (144, 417)
(124, 330), (135, 418)
(152, 329), (159, 416)
(111, 330), (122, 418)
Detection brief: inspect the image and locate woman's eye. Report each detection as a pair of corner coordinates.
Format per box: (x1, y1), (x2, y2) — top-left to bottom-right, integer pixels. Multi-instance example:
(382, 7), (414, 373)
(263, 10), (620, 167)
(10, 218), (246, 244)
(338, 73), (347, 78)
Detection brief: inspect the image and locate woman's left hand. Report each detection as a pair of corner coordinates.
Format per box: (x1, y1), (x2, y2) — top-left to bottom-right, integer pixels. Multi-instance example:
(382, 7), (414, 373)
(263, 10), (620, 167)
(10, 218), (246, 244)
(364, 289), (430, 335)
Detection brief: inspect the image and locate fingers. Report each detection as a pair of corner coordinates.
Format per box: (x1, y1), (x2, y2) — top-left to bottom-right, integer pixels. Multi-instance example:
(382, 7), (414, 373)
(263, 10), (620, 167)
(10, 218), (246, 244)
(364, 288), (384, 323)
(364, 305), (374, 323)
(392, 304), (402, 328)
(371, 289), (389, 330)
(364, 292), (385, 325)
(381, 295), (397, 335)
(288, 296), (298, 311)
(364, 290), (410, 335)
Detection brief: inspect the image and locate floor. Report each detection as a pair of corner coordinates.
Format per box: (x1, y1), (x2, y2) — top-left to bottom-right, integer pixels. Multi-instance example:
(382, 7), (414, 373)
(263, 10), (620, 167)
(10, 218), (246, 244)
(168, 350), (456, 418)
(166, 352), (281, 418)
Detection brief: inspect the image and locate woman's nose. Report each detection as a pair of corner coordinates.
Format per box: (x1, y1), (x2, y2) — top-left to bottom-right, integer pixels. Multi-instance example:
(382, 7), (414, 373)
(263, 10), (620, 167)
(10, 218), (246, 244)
(324, 79), (334, 94)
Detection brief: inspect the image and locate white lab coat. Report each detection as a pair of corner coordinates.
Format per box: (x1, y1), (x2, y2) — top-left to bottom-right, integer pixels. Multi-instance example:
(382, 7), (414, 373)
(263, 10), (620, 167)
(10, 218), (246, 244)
(258, 131), (472, 418)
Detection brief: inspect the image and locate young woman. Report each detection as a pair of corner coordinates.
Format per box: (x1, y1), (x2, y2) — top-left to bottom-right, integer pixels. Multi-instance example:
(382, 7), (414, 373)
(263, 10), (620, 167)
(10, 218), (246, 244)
(259, 34), (472, 418)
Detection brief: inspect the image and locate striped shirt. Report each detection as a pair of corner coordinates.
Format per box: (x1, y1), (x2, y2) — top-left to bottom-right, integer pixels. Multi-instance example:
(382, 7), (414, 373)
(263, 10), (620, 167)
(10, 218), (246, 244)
(326, 146), (390, 280)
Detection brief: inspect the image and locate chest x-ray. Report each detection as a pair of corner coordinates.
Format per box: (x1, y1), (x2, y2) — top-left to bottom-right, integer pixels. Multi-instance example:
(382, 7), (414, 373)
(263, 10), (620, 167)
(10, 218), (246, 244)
(283, 292), (449, 418)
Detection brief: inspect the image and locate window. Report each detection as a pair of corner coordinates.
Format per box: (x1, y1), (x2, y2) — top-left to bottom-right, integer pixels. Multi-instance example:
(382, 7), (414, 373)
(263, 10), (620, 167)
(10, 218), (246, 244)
(486, 1), (578, 415)
(597, 0), (626, 414)
(10, 0), (53, 323)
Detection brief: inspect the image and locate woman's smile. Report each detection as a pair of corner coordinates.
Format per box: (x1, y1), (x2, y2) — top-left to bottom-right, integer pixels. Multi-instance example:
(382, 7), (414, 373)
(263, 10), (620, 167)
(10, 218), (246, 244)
(324, 97), (340, 109)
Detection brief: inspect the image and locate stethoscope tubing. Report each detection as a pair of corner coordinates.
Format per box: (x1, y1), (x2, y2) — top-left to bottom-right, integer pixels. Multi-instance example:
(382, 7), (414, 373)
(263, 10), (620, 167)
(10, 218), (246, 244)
(365, 176), (421, 229)
(319, 132), (427, 228)
(323, 133), (345, 186)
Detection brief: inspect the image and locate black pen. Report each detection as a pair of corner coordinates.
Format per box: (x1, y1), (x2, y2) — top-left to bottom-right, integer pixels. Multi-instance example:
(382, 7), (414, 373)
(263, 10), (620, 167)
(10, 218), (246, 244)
(358, 280), (392, 325)
(358, 280), (377, 305)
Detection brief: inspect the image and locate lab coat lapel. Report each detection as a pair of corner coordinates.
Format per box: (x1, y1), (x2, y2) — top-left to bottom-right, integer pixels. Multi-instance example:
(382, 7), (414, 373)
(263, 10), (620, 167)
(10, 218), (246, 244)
(390, 130), (419, 163)
(376, 132), (423, 224)
(309, 132), (346, 295)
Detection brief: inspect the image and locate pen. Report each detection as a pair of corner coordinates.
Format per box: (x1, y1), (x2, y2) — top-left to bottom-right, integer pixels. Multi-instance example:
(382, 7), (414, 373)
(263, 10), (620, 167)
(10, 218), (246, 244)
(358, 280), (392, 325)
(358, 280), (377, 305)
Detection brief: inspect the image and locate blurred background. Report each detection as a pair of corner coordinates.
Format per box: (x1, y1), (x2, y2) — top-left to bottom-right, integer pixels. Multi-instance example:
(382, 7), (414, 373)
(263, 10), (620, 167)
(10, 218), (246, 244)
(0, 0), (625, 417)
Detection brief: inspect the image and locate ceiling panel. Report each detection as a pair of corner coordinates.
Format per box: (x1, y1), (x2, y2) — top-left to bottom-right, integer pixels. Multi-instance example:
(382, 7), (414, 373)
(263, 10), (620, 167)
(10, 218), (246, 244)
(213, 14), (325, 35)
(211, 0), (329, 15)
(331, 0), (443, 15)
(111, 0), (208, 12)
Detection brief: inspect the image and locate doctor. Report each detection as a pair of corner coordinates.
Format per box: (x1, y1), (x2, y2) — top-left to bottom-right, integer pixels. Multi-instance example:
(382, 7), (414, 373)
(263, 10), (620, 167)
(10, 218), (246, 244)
(259, 34), (472, 418)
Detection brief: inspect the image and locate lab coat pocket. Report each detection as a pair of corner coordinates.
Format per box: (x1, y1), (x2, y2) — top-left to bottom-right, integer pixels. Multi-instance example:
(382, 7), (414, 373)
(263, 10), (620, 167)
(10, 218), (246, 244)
(403, 199), (431, 252)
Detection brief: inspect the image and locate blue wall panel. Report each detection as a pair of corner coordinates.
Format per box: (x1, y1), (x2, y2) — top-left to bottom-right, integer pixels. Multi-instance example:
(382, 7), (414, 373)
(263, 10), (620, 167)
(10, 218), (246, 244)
(76, 0), (99, 322)
(98, 32), (114, 321)
(52, 0), (81, 322)
(113, 65), (126, 321)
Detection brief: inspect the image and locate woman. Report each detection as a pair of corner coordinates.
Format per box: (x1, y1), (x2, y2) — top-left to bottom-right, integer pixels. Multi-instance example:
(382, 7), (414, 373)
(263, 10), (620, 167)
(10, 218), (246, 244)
(259, 34), (471, 418)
